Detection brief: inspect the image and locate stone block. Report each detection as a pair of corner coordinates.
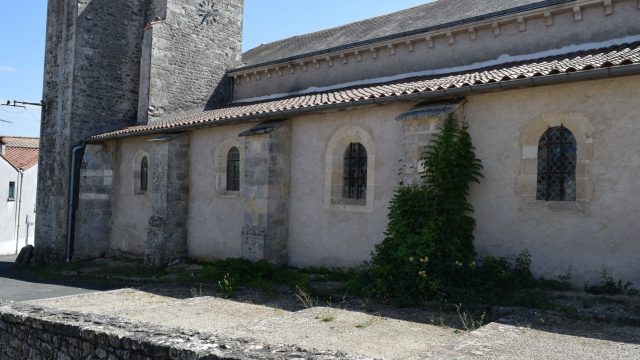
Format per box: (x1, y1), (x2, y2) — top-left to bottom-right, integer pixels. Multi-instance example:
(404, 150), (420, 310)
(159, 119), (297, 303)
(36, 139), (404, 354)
(241, 121), (291, 263)
(146, 135), (190, 266)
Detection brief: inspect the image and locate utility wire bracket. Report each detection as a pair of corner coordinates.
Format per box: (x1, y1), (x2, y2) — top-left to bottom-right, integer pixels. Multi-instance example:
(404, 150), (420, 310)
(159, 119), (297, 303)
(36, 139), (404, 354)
(1, 100), (46, 109)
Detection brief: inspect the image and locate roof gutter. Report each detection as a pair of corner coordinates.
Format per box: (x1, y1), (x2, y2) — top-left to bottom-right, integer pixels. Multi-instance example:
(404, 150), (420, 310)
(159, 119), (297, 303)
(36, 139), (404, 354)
(87, 64), (640, 142)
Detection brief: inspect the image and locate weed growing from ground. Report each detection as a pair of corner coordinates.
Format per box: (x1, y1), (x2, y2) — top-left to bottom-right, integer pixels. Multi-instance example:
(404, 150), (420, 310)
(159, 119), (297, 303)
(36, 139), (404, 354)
(191, 283), (205, 298)
(584, 271), (636, 296)
(295, 285), (317, 308)
(455, 304), (487, 332)
(355, 319), (374, 329)
(218, 273), (235, 297)
(316, 313), (336, 322)
(197, 258), (311, 293)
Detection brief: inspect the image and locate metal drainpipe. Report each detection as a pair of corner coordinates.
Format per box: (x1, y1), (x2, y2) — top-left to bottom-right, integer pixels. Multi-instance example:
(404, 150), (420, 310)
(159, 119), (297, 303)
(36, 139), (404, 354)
(66, 143), (86, 263)
(14, 170), (24, 255)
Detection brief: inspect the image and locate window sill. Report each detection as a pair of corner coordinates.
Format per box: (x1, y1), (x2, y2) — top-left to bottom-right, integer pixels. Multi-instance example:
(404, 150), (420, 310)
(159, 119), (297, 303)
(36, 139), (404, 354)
(220, 190), (242, 198)
(519, 197), (589, 212)
(328, 198), (373, 213)
(7, 198), (15, 202)
(332, 198), (366, 207)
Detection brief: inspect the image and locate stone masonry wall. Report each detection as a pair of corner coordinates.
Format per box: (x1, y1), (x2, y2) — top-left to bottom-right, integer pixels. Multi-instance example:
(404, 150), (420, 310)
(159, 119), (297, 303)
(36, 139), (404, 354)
(241, 121), (291, 263)
(36, 0), (80, 263)
(74, 144), (114, 259)
(36, 0), (147, 262)
(142, 0), (244, 120)
(0, 301), (361, 360)
(37, 0), (244, 262)
(398, 102), (465, 187)
(146, 134), (190, 266)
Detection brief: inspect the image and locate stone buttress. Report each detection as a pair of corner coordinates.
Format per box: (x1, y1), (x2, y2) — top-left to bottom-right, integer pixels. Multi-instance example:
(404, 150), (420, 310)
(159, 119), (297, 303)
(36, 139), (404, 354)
(239, 121), (292, 264)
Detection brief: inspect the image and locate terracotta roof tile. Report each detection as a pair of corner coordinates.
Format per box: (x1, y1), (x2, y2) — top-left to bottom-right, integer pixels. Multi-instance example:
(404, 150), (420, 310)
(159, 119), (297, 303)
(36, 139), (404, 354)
(2, 147), (39, 170)
(92, 42), (640, 140)
(0, 136), (40, 170)
(0, 136), (39, 149)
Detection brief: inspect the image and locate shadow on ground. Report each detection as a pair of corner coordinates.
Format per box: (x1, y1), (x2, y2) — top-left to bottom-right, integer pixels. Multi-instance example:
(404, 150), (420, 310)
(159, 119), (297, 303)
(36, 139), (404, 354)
(0, 256), (123, 301)
(4, 255), (640, 350)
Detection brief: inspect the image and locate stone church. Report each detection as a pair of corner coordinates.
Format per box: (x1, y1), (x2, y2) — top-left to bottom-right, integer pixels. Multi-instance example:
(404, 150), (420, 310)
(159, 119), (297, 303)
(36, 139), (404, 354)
(37, 0), (640, 285)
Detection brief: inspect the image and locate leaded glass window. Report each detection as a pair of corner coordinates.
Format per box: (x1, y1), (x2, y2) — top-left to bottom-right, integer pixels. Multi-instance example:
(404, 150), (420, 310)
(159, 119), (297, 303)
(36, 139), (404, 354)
(227, 147), (240, 191)
(343, 143), (367, 200)
(536, 125), (577, 201)
(140, 156), (149, 193)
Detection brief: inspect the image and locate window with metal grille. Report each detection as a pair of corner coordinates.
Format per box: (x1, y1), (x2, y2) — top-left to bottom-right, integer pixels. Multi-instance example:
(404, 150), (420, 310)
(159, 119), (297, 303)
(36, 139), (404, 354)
(536, 125), (577, 201)
(8, 181), (15, 201)
(343, 143), (367, 200)
(227, 147), (240, 191)
(140, 156), (149, 193)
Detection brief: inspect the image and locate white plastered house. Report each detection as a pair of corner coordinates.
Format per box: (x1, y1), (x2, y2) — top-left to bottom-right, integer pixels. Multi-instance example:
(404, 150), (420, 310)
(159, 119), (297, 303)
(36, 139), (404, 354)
(0, 136), (38, 256)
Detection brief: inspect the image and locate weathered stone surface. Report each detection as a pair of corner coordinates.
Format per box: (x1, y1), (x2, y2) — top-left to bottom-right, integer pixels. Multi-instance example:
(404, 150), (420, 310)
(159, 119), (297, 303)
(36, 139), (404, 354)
(36, 0), (149, 263)
(36, 0), (244, 263)
(15, 245), (35, 265)
(141, 0), (244, 121)
(240, 121), (291, 263)
(146, 134), (190, 266)
(397, 101), (464, 187)
(74, 144), (114, 259)
(0, 301), (365, 360)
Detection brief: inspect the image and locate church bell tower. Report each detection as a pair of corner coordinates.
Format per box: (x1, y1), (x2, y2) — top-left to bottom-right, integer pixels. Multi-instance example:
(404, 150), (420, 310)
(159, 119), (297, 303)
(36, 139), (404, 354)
(36, 0), (244, 262)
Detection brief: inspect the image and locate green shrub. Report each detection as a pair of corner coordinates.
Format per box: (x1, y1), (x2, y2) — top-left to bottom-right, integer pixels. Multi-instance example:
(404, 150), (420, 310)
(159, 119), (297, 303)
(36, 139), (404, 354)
(354, 113), (483, 304)
(218, 273), (236, 297)
(196, 258), (311, 292)
(584, 271), (635, 296)
(348, 115), (552, 307)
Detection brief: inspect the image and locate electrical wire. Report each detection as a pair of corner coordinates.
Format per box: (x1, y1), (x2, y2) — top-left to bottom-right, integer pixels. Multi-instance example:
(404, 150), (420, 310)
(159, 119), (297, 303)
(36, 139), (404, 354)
(0, 106), (27, 114)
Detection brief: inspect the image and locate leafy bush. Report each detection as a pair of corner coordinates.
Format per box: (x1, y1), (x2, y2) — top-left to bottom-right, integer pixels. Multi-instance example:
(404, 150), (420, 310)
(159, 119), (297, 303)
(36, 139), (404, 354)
(351, 113), (483, 304)
(347, 114), (552, 307)
(584, 271), (635, 296)
(218, 273), (236, 297)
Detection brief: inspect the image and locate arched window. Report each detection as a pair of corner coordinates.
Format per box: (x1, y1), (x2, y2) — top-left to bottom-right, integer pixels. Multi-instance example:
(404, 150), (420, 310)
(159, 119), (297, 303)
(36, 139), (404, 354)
(343, 143), (367, 200)
(536, 125), (577, 201)
(140, 156), (149, 193)
(226, 147), (240, 191)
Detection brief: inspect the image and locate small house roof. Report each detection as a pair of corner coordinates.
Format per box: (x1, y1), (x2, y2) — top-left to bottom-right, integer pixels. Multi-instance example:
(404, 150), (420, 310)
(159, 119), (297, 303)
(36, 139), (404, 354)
(0, 136), (40, 170)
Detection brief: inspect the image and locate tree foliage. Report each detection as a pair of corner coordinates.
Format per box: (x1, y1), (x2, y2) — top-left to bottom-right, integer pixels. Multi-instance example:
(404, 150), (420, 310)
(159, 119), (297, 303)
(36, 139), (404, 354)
(362, 113), (484, 303)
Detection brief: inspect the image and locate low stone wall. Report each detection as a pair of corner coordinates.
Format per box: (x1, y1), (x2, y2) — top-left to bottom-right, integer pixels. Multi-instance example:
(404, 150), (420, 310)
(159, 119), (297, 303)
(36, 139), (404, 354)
(0, 301), (362, 360)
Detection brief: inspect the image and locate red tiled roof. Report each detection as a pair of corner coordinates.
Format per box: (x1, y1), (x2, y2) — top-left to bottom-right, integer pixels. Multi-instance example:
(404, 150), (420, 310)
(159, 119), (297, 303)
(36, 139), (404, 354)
(0, 136), (40, 170)
(92, 41), (640, 140)
(0, 136), (39, 149)
(2, 147), (39, 170)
